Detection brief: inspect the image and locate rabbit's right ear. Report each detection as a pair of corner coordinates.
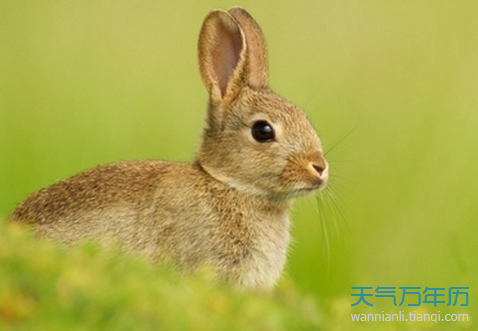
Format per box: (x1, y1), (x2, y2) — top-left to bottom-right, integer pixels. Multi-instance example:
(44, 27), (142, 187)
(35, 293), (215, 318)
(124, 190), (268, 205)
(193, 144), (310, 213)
(198, 10), (247, 106)
(228, 7), (269, 90)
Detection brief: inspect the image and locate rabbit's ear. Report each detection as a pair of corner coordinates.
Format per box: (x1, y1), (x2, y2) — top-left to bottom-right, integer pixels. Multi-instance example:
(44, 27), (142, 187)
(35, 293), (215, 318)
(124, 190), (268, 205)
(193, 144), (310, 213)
(198, 10), (247, 105)
(228, 7), (268, 89)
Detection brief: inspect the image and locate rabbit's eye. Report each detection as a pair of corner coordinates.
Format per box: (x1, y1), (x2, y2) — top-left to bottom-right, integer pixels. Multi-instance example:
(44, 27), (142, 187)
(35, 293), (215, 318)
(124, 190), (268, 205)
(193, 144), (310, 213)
(251, 121), (275, 142)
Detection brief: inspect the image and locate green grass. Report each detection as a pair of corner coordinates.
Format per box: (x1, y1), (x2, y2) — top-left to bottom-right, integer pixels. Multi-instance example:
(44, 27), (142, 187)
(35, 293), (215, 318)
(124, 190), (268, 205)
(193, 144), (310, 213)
(1, 223), (473, 330)
(1, 0), (477, 329)
(0, 222), (323, 330)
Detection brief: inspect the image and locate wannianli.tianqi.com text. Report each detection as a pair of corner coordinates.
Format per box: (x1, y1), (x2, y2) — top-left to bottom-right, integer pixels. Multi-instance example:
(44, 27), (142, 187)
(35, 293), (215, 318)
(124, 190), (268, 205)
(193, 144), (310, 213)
(351, 311), (469, 323)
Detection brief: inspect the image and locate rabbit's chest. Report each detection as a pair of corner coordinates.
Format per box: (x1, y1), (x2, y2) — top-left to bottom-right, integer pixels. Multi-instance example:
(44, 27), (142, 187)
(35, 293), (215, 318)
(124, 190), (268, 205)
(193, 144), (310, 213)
(233, 213), (291, 289)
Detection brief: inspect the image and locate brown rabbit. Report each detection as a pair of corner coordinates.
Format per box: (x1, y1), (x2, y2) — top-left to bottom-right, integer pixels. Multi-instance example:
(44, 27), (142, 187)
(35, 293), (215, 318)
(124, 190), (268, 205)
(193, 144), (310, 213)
(10, 7), (328, 289)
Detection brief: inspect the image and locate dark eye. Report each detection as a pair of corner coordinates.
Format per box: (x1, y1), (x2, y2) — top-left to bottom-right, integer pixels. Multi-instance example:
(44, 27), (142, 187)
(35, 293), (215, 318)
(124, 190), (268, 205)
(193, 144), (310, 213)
(251, 121), (275, 142)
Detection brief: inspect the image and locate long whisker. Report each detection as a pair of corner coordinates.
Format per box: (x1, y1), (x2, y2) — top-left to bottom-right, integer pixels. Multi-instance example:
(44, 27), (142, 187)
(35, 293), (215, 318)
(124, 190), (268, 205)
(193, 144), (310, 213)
(324, 125), (361, 157)
(314, 192), (332, 276)
(313, 171), (354, 276)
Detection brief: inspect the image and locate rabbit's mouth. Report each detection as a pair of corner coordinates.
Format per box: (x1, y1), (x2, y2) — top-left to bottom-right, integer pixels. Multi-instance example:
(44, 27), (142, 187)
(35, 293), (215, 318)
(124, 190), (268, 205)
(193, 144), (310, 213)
(303, 172), (329, 192)
(292, 181), (327, 197)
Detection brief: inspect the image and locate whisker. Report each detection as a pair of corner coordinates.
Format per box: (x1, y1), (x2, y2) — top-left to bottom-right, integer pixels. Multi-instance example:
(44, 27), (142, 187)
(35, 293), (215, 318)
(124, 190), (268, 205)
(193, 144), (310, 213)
(326, 159), (356, 164)
(303, 85), (325, 110)
(314, 193), (332, 276)
(324, 125), (361, 158)
(314, 180), (353, 276)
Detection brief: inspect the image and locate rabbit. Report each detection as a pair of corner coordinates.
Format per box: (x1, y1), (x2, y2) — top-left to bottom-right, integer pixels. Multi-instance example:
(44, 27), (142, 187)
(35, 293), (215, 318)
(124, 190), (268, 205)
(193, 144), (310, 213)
(9, 7), (328, 290)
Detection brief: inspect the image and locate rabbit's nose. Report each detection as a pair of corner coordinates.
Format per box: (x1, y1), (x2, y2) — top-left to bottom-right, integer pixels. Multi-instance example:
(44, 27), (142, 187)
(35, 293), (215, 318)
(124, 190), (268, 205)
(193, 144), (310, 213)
(310, 159), (329, 188)
(310, 158), (327, 177)
(312, 163), (326, 176)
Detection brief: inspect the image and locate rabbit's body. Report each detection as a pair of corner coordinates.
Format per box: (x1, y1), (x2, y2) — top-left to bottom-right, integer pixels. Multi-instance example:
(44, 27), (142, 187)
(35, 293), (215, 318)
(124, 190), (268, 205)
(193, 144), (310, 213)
(10, 7), (328, 289)
(12, 160), (290, 288)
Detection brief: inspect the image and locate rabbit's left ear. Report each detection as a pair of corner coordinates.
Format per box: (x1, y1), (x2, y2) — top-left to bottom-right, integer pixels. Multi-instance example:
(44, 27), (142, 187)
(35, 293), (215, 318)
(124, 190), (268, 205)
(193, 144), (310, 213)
(198, 9), (247, 105)
(228, 7), (269, 89)
(198, 8), (269, 106)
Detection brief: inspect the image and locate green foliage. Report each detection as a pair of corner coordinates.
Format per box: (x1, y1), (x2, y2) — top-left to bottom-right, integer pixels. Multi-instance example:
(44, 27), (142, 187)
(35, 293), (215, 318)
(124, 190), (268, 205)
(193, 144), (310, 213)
(0, 223), (322, 330)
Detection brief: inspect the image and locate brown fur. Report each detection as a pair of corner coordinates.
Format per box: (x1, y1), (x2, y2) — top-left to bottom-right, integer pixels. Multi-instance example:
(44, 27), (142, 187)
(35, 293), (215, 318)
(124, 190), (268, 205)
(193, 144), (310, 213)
(9, 7), (328, 289)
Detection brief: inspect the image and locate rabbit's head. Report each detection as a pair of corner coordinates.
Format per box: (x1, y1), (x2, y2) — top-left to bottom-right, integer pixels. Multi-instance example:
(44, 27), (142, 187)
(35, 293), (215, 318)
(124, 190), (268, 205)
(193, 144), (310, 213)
(197, 7), (328, 199)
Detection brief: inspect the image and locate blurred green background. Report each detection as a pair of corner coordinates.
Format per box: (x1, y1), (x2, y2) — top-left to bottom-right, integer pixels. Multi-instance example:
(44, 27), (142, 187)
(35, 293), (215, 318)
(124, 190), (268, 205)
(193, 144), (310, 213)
(1, 0), (476, 328)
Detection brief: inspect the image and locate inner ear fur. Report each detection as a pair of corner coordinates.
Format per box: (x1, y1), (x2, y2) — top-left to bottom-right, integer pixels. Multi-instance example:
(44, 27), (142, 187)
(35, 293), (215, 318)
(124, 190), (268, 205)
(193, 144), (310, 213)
(198, 10), (248, 105)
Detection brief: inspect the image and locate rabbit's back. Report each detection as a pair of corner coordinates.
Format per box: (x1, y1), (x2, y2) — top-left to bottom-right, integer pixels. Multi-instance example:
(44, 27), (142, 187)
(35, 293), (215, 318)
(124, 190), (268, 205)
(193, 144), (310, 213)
(11, 161), (190, 252)
(12, 161), (175, 226)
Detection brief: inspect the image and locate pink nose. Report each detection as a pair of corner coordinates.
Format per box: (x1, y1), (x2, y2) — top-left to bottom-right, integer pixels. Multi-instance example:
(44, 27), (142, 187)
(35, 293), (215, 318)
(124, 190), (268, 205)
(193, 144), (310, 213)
(312, 163), (326, 176)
